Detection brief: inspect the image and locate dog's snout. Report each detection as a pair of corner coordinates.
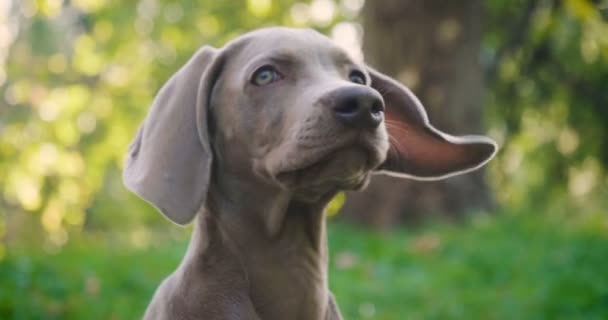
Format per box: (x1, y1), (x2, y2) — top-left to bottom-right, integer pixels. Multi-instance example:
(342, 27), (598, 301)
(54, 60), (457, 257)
(332, 87), (384, 129)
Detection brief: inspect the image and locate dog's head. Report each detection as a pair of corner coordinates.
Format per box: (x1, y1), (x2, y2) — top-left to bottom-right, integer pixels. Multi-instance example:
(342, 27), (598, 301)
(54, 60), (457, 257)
(124, 27), (497, 225)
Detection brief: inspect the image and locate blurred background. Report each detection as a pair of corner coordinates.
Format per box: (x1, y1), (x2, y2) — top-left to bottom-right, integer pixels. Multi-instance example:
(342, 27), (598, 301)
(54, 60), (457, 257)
(1, 0), (607, 319)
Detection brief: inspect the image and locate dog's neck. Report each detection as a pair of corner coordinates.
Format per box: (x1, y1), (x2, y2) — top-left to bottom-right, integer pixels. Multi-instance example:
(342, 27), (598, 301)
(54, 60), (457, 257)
(184, 172), (334, 318)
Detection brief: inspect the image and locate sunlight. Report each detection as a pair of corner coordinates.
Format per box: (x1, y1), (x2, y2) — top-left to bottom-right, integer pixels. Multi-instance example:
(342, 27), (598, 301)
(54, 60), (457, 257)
(557, 127), (580, 156)
(341, 0), (364, 16)
(0, 0), (17, 86)
(36, 143), (59, 176)
(39, 99), (60, 122)
(130, 228), (152, 249)
(436, 18), (461, 47)
(248, 0), (272, 18)
(42, 199), (64, 234)
(310, 0), (335, 26)
(397, 68), (420, 89)
(38, 0), (63, 17)
(290, 2), (310, 25)
(74, 35), (104, 76)
(72, 0), (106, 13)
(331, 22), (363, 62)
(568, 159), (600, 198)
(15, 174), (42, 211)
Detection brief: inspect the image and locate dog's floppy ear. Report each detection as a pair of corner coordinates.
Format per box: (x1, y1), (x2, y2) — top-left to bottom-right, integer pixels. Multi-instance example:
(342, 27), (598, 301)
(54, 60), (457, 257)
(368, 68), (498, 180)
(123, 46), (222, 225)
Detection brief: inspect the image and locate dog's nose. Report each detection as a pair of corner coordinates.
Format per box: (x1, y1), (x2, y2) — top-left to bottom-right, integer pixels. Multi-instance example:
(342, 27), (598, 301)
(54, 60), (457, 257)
(332, 87), (385, 129)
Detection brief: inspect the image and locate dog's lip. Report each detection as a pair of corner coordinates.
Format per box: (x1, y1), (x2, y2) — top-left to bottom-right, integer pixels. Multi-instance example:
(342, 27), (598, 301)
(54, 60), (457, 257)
(275, 148), (338, 184)
(275, 135), (383, 183)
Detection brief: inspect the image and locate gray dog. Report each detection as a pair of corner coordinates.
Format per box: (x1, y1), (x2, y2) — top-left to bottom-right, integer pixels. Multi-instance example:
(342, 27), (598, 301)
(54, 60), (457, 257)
(123, 27), (497, 320)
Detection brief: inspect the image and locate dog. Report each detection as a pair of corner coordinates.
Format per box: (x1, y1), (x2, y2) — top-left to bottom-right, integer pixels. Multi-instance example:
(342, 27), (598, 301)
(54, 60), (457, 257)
(123, 27), (497, 320)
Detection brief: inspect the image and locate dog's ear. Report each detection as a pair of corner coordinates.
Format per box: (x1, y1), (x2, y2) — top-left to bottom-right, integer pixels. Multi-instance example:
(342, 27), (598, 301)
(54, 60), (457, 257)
(368, 67), (498, 180)
(123, 46), (223, 225)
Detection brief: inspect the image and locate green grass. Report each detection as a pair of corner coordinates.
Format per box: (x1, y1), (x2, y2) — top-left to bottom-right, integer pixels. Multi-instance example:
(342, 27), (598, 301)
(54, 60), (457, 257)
(1, 212), (608, 319)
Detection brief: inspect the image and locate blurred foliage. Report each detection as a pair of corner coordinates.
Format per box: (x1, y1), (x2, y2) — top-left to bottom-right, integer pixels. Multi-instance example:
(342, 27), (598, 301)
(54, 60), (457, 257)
(1, 211), (607, 319)
(484, 0), (608, 215)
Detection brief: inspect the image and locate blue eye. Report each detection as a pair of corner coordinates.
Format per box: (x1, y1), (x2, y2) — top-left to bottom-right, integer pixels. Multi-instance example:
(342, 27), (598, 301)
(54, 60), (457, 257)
(251, 66), (282, 86)
(349, 70), (366, 85)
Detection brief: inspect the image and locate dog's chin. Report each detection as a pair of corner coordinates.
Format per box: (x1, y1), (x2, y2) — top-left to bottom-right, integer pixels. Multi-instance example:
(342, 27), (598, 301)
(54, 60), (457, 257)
(274, 146), (383, 202)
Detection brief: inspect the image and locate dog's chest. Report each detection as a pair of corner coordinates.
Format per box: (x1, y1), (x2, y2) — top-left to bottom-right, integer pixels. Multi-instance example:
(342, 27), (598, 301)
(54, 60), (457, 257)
(247, 254), (329, 320)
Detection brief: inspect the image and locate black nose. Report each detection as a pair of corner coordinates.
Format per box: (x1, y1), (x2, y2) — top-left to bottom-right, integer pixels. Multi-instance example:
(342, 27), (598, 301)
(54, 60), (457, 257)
(332, 87), (385, 129)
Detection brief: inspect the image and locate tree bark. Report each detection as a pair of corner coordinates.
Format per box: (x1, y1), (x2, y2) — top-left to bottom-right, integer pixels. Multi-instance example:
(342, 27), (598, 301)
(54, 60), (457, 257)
(342, 0), (493, 227)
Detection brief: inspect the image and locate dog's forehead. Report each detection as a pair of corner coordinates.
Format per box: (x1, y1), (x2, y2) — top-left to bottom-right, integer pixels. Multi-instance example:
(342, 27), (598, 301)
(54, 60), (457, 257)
(232, 27), (356, 65)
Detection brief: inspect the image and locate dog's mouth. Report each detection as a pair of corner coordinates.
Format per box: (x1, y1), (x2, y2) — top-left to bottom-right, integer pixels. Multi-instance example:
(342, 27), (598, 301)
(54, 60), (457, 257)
(274, 135), (387, 192)
(277, 148), (364, 182)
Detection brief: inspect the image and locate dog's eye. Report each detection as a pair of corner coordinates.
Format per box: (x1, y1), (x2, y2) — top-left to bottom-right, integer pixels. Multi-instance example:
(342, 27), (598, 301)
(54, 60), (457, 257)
(251, 66), (283, 86)
(349, 70), (367, 85)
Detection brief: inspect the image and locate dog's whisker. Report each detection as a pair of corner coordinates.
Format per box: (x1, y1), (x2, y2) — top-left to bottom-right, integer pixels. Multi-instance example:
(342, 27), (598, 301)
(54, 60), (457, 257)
(384, 122), (411, 138)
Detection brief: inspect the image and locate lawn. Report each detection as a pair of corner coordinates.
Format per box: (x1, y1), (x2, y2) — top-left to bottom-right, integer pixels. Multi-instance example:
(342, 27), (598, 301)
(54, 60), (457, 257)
(1, 211), (607, 319)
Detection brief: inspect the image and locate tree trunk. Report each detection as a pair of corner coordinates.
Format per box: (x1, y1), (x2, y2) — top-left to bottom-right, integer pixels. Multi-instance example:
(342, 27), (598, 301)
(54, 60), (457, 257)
(342, 0), (493, 227)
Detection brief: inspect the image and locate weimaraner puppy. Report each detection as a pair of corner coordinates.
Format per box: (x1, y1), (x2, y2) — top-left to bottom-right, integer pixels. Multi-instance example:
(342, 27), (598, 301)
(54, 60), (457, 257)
(123, 27), (497, 320)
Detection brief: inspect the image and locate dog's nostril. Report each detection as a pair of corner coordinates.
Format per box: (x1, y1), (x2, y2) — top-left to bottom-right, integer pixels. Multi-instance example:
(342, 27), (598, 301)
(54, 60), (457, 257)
(370, 102), (384, 115)
(334, 103), (359, 115)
